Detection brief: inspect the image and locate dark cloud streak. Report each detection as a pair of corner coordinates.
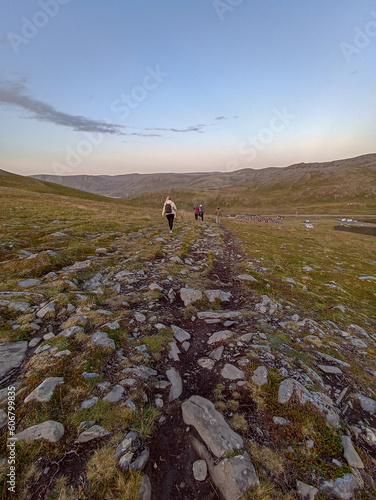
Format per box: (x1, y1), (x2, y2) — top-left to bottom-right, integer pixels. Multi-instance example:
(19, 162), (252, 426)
(0, 79), (125, 135)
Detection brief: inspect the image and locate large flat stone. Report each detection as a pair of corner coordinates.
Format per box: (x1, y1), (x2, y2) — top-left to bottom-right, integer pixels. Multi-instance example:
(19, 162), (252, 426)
(24, 377), (64, 403)
(179, 288), (203, 306)
(341, 435), (364, 468)
(356, 393), (376, 414)
(91, 331), (115, 349)
(191, 436), (258, 500)
(103, 385), (125, 403)
(0, 341), (28, 381)
(13, 420), (64, 443)
(197, 311), (242, 320)
(208, 330), (232, 345)
(204, 290), (232, 302)
(221, 364), (245, 381)
(171, 325), (191, 342)
(182, 395), (243, 458)
(77, 424), (110, 443)
(320, 473), (359, 500)
(166, 367), (182, 401)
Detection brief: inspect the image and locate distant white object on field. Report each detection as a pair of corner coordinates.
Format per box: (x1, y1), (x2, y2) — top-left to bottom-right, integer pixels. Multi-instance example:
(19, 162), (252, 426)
(304, 224), (314, 229)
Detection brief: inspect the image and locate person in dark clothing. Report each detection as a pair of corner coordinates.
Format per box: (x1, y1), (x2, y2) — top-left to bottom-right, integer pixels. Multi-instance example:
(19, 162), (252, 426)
(199, 204), (204, 222)
(162, 196), (177, 233)
(194, 205), (200, 220)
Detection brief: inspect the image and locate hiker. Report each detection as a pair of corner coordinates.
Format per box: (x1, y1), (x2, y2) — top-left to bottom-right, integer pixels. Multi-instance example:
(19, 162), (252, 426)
(194, 204), (200, 221)
(215, 206), (222, 225)
(162, 196), (177, 233)
(199, 204), (204, 222)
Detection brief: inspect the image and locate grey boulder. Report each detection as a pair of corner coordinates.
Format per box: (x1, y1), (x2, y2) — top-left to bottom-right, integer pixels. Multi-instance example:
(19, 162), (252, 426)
(182, 395), (243, 458)
(13, 420), (64, 443)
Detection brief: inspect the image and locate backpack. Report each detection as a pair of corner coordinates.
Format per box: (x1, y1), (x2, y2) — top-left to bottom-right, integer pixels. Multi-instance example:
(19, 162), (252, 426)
(165, 202), (172, 214)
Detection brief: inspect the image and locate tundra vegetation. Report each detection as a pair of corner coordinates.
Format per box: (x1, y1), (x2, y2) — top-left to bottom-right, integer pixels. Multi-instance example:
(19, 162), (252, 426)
(0, 169), (375, 499)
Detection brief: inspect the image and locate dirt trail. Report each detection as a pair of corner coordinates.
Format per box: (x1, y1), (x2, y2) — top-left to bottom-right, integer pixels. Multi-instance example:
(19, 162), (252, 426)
(146, 225), (258, 500)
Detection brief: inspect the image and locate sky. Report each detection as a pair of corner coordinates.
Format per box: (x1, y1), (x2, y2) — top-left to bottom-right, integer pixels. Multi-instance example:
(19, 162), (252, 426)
(0, 0), (375, 177)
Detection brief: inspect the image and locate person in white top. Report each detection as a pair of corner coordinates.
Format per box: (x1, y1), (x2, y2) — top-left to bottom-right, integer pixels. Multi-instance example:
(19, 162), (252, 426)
(162, 196), (177, 233)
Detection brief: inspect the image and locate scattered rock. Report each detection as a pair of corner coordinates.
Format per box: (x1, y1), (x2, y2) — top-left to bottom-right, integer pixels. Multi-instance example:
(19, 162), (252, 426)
(13, 420), (64, 443)
(91, 332), (115, 349)
(221, 364), (245, 381)
(320, 473), (359, 499)
(24, 377), (64, 403)
(182, 395), (243, 458)
(69, 260), (91, 271)
(193, 460), (207, 481)
(36, 301), (55, 318)
(18, 279), (41, 287)
(237, 274), (258, 282)
(171, 325), (191, 342)
(251, 366), (268, 387)
(341, 435), (364, 468)
(77, 424), (111, 443)
(297, 480), (318, 500)
(356, 393), (376, 414)
(179, 287), (203, 306)
(207, 330), (232, 345)
(204, 290), (232, 302)
(166, 367), (182, 402)
(103, 385), (125, 403)
(80, 397), (98, 410)
(138, 474), (152, 500)
(0, 341), (28, 382)
(59, 326), (84, 338)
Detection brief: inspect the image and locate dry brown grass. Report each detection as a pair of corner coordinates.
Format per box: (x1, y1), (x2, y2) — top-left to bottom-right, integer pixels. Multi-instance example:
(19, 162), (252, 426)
(232, 413), (248, 432)
(86, 446), (142, 500)
(247, 441), (285, 477)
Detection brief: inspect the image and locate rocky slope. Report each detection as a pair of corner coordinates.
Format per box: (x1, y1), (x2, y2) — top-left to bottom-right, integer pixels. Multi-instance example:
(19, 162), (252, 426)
(1, 218), (375, 499)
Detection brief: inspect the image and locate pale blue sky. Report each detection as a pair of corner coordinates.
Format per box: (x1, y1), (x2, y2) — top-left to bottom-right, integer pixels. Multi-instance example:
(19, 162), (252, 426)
(0, 0), (375, 176)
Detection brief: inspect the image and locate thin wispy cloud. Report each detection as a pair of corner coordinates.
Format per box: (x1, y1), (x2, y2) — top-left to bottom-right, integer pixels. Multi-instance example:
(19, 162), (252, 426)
(0, 79), (236, 141)
(145, 124), (206, 133)
(0, 79), (125, 135)
(123, 132), (162, 137)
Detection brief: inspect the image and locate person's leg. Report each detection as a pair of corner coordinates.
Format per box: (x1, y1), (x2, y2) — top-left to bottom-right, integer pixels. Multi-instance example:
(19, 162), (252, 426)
(195, 214), (198, 220)
(166, 214), (171, 231)
(167, 214), (174, 231)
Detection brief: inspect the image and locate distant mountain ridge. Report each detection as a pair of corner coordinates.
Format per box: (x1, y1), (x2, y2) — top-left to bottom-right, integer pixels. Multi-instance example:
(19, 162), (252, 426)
(30, 154), (376, 201)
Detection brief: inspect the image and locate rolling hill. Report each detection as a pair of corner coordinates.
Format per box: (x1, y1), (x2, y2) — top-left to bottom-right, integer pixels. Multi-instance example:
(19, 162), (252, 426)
(0, 169), (122, 204)
(31, 153), (375, 194)
(30, 153), (376, 213)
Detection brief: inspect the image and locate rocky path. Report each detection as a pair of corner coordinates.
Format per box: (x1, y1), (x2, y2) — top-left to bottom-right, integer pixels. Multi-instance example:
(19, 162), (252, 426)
(0, 220), (376, 500)
(145, 226), (259, 500)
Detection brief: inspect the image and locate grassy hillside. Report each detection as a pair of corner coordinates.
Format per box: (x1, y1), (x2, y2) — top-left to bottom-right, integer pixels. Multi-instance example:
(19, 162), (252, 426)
(0, 169), (121, 203)
(30, 154), (376, 213)
(127, 156), (376, 214)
